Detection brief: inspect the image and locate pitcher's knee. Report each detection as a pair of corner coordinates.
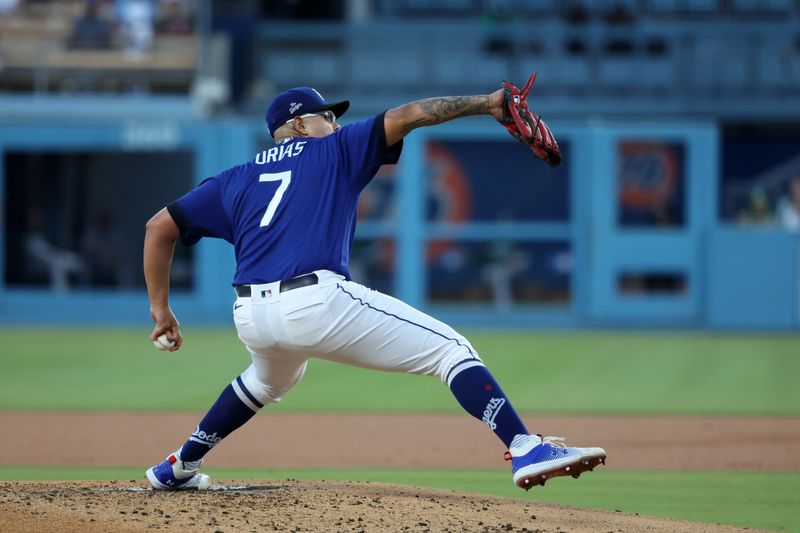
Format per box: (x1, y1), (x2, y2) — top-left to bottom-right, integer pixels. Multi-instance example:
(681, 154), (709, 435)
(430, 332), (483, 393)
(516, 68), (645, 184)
(435, 346), (484, 387)
(236, 364), (306, 408)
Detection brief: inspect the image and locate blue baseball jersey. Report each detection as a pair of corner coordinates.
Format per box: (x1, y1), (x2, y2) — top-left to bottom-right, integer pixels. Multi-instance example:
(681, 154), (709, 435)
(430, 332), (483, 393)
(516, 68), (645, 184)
(167, 113), (402, 285)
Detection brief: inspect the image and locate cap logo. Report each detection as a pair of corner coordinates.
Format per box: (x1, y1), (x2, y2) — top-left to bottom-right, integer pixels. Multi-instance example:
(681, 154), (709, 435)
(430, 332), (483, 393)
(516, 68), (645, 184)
(289, 102), (303, 114)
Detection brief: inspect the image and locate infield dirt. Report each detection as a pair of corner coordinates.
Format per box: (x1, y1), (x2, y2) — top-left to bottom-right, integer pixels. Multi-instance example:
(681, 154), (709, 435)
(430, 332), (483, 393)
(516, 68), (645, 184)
(2, 412), (798, 471)
(0, 480), (764, 533)
(1, 412), (797, 532)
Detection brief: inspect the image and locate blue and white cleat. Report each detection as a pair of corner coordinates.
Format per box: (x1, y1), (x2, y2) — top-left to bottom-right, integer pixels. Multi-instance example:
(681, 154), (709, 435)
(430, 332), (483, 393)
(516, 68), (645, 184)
(505, 435), (606, 491)
(145, 450), (211, 491)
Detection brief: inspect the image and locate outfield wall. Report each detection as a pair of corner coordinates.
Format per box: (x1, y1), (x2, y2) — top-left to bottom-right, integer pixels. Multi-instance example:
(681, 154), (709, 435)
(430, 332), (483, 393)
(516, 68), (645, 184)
(0, 117), (797, 330)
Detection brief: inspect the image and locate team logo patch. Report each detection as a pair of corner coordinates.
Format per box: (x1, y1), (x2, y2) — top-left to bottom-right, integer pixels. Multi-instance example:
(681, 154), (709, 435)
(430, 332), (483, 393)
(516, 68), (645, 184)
(188, 426), (223, 448)
(289, 102), (303, 114)
(482, 397), (505, 430)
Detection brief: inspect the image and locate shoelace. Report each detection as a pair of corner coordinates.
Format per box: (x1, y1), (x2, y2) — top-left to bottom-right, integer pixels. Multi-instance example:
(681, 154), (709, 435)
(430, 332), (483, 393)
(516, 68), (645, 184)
(542, 435), (566, 447)
(504, 434), (567, 461)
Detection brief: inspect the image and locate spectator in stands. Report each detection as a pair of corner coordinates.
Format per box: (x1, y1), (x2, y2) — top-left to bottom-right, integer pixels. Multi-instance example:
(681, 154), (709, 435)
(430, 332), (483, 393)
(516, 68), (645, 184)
(23, 208), (84, 292)
(156, 0), (193, 35)
(480, 236), (527, 311)
(68, 0), (114, 50)
(737, 185), (776, 226)
(777, 176), (800, 232)
(116, 0), (155, 55)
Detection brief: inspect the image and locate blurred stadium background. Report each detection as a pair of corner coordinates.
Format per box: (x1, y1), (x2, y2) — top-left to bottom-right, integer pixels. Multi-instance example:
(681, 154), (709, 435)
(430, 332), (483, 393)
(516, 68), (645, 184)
(1, 0), (799, 329)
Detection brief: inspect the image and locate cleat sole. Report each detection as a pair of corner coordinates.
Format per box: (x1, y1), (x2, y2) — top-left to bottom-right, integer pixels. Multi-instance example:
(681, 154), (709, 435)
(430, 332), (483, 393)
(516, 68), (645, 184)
(515, 454), (605, 490)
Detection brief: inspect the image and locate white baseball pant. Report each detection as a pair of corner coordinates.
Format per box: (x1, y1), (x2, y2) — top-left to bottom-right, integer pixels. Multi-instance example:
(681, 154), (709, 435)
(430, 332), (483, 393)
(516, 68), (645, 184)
(230, 269), (484, 410)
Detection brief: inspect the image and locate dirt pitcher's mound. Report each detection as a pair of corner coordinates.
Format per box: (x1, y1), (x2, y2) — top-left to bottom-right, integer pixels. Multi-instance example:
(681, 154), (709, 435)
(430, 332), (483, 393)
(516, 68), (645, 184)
(0, 480), (758, 533)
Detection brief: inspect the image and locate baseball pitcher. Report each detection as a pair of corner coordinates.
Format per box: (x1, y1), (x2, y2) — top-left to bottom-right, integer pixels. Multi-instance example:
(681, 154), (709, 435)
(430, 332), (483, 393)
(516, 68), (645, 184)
(143, 75), (605, 491)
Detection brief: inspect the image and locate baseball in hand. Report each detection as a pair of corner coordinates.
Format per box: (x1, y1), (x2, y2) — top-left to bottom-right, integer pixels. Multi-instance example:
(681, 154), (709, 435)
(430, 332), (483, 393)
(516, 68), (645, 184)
(153, 334), (176, 351)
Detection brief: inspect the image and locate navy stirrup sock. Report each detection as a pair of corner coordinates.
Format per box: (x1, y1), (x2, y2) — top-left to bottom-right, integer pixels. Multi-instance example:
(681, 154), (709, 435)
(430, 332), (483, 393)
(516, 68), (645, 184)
(179, 383), (259, 462)
(449, 365), (528, 448)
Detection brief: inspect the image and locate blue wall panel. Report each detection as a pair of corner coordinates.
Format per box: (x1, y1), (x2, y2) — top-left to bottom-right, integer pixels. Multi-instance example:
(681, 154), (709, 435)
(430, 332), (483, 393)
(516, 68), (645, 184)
(707, 228), (799, 329)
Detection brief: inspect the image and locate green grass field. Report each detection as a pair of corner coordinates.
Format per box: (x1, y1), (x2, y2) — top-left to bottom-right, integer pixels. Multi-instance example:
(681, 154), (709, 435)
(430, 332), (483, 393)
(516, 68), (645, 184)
(1, 328), (799, 531)
(1, 328), (799, 414)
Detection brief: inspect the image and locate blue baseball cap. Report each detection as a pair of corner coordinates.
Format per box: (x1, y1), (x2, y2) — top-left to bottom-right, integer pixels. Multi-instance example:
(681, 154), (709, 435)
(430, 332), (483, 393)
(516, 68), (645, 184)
(265, 87), (350, 137)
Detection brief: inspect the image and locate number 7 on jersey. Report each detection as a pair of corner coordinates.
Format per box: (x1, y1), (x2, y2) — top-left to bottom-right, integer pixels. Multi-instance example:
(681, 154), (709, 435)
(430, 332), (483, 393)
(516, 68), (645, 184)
(259, 171), (291, 227)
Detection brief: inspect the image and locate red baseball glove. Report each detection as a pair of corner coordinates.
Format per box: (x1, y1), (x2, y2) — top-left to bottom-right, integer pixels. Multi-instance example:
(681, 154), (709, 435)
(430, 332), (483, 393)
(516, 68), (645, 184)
(499, 73), (561, 167)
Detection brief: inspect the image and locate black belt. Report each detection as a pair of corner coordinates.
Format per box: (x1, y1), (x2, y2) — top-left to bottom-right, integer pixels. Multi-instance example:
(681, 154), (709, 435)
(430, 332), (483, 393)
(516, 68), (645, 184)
(235, 273), (319, 297)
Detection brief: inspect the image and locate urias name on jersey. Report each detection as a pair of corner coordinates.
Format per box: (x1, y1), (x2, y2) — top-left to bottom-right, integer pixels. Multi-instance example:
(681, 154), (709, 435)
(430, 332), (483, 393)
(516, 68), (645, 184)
(254, 141), (307, 165)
